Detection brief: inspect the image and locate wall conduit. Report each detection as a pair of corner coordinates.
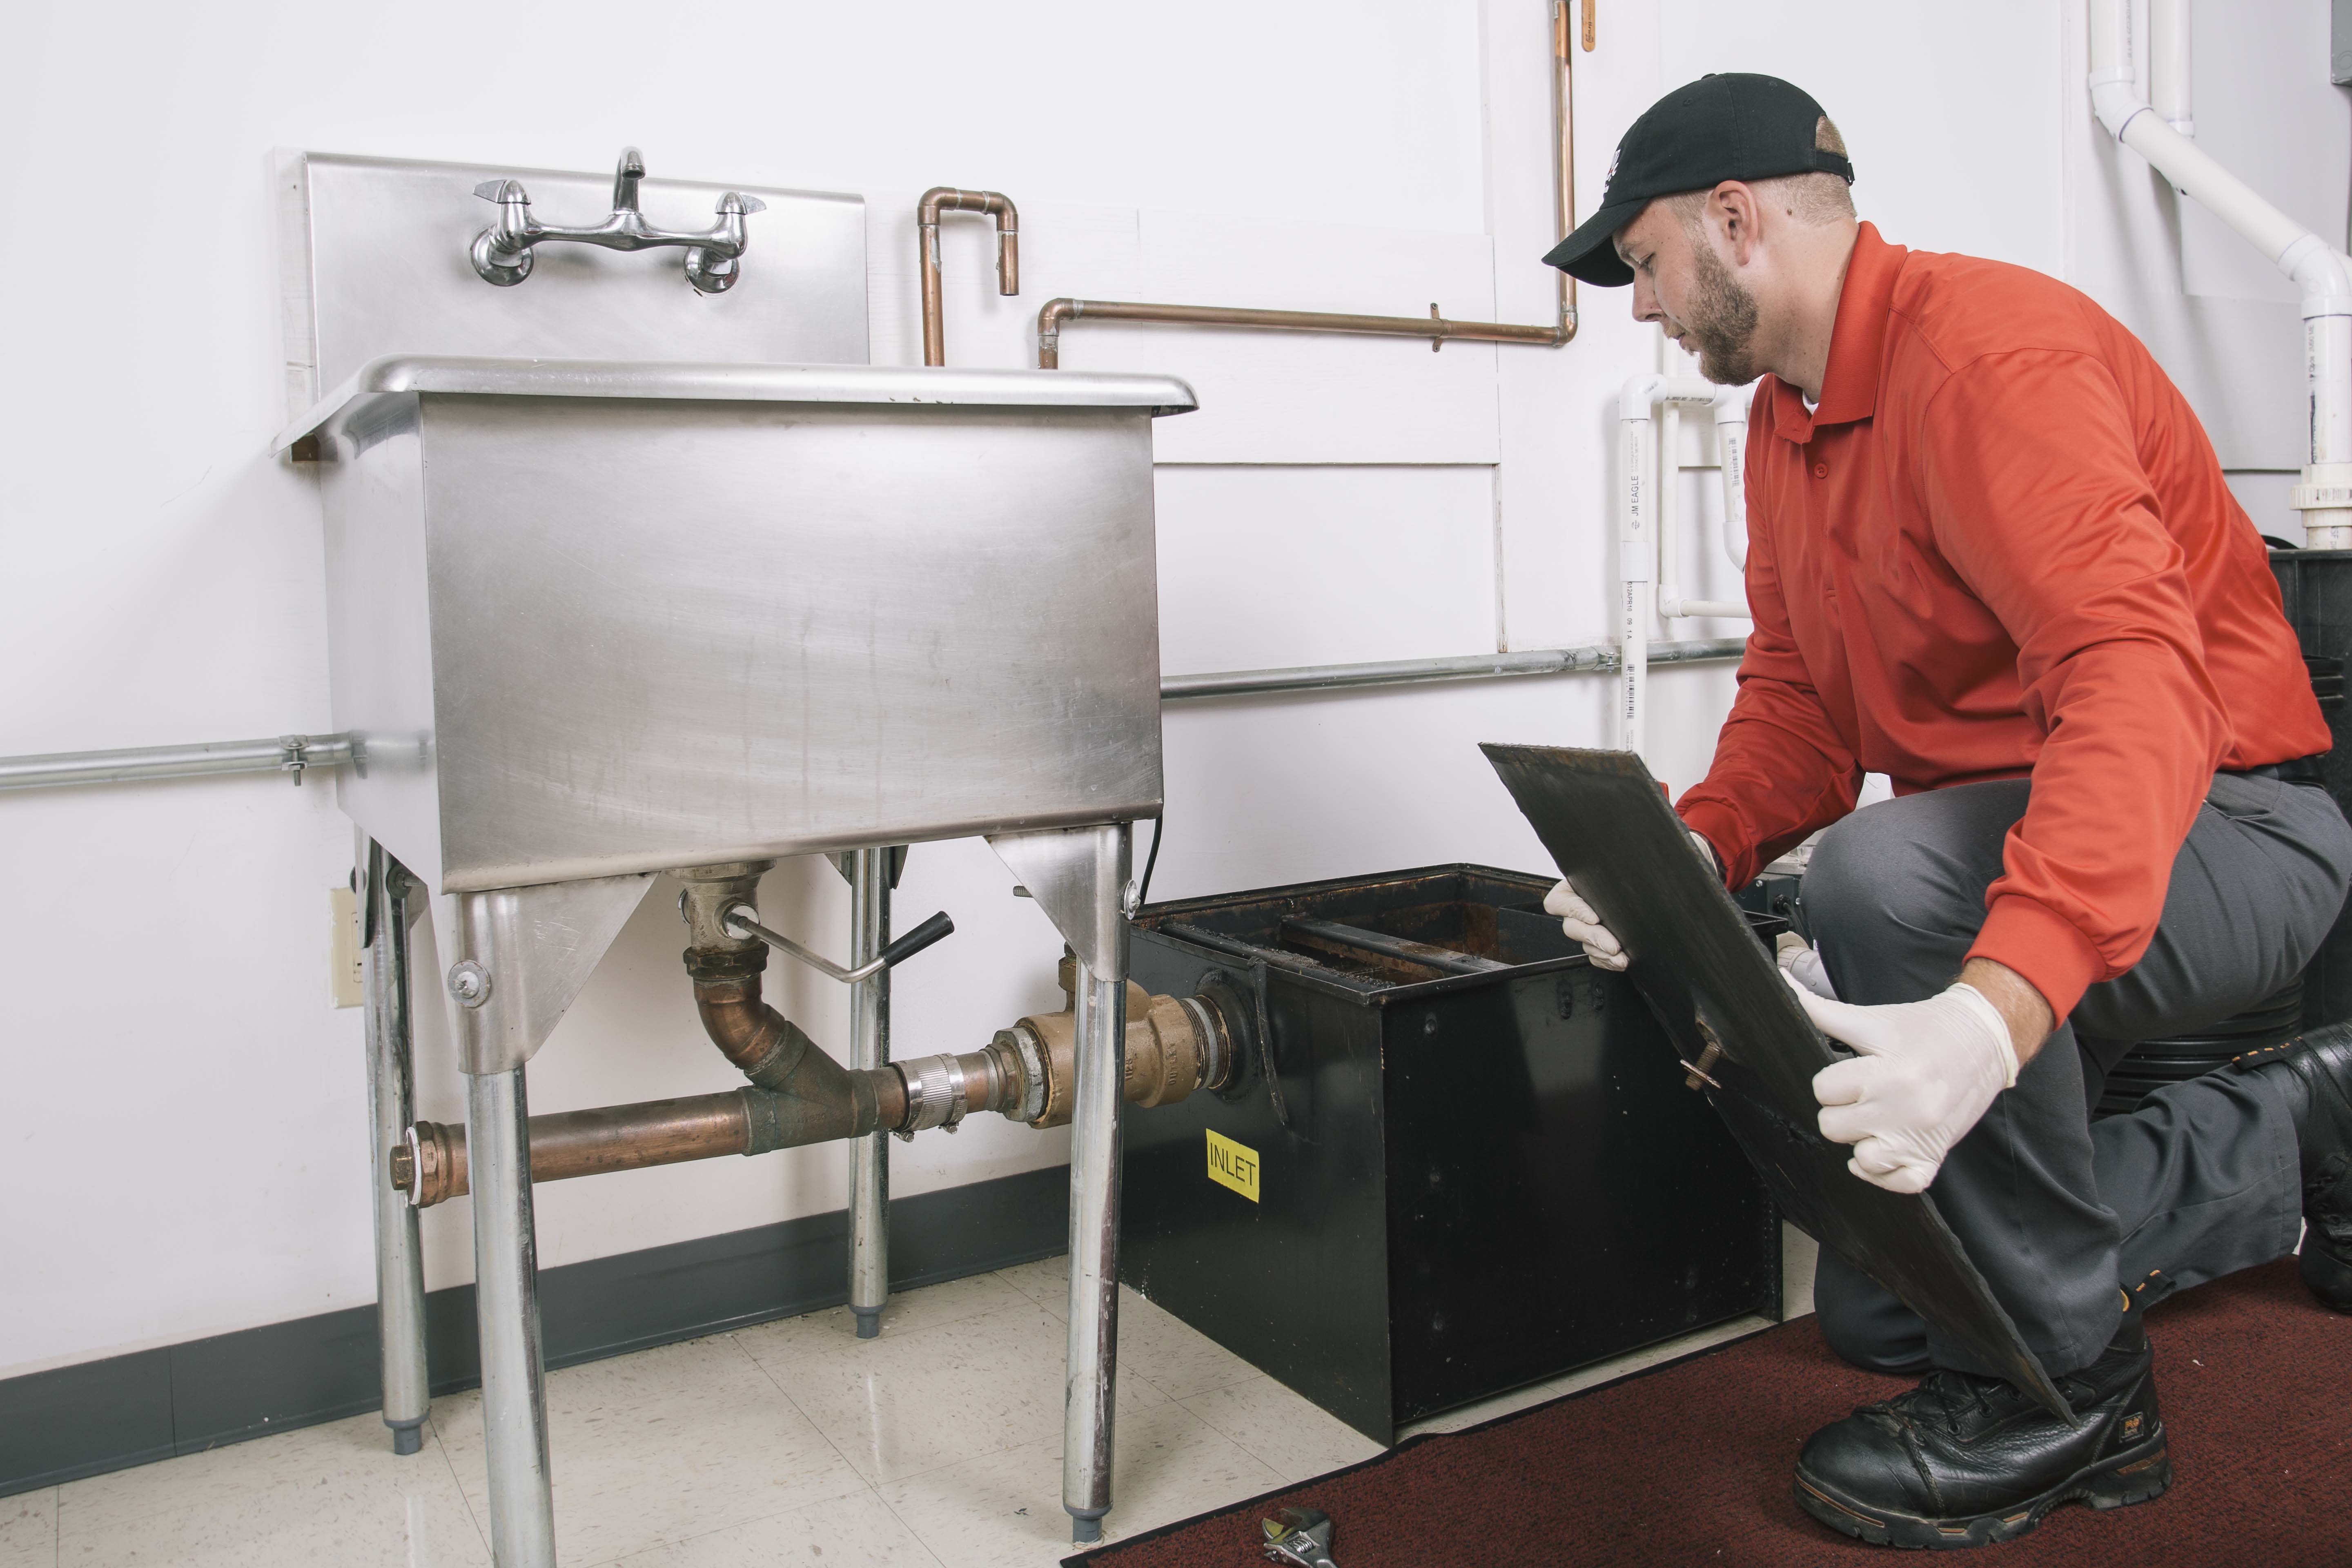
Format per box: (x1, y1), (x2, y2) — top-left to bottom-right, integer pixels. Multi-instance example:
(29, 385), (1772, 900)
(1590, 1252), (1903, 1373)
(0, 642), (1753, 794)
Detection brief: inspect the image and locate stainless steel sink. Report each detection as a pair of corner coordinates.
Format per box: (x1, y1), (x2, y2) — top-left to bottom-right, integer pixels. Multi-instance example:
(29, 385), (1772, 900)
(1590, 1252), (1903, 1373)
(277, 149), (1192, 1564)
(276, 354), (1194, 894)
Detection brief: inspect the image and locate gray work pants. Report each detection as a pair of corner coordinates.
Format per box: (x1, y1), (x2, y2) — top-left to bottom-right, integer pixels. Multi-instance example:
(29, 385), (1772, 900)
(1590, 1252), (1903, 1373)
(1803, 772), (2352, 1378)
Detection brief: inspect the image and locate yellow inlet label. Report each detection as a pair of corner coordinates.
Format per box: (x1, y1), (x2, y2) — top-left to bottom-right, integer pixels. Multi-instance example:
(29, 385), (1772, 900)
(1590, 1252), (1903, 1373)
(1206, 1129), (1261, 1203)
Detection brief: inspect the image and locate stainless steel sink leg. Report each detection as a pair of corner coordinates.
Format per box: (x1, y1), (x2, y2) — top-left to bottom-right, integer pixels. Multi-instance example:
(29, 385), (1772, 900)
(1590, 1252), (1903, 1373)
(469, 1064), (557, 1568)
(1062, 823), (1133, 1544)
(847, 847), (892, 1338)
(362, 835), (431, 1457)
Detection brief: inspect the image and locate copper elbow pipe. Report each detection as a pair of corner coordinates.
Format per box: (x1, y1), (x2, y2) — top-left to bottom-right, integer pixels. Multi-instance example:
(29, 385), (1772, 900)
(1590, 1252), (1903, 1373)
(1036, 9), (1576, 370)
(918, 187), (1020, 367)
(689, 952), (905, 1133)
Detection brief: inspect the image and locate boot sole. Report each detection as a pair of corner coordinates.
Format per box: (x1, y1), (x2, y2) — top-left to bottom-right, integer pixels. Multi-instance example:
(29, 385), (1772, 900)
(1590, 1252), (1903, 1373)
(1793, 1433), (2171, 1550)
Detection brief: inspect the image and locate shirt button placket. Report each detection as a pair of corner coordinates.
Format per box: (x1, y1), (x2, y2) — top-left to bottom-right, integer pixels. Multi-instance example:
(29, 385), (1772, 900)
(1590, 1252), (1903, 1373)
(1813, 461), (1830, 479)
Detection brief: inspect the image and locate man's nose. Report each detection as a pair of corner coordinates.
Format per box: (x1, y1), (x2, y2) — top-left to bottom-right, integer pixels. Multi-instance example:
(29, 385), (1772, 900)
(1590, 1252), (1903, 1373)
(1630, 276), (1662, 324)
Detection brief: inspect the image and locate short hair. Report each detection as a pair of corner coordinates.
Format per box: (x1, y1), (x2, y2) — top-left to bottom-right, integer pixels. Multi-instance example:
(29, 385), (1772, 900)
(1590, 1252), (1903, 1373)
(1668, 116), (1855, 228)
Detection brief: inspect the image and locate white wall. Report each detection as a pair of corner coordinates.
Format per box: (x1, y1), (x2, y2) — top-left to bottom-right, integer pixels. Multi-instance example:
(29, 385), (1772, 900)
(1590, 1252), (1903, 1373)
(0, 0), (2325, 1381)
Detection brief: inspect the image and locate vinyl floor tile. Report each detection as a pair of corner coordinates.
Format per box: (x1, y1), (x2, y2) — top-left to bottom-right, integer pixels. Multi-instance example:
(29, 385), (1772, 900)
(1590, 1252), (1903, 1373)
(613, 1490), (939, 1566)
(0, 1489), (55, 1568)
(734, 1272), (1033, 1373)
(1112, 1290), (1263, 1401)
(436, 1335), (863, 1566)
(1178, 1376), (1385, 1482)
(991, 1257), (1067, 1319)
(55, 1413), (487, 1567)
(878, 1400), (1282, 1568)
(762, 1303), (1165, 1486)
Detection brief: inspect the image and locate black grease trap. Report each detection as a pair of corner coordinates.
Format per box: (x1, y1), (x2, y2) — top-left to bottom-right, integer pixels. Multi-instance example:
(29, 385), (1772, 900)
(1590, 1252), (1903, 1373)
(1123, 864), (1782, 1444)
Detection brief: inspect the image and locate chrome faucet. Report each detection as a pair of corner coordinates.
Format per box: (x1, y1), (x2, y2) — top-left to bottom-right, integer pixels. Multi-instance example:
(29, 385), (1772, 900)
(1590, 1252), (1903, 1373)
(469, 147), (769, 294)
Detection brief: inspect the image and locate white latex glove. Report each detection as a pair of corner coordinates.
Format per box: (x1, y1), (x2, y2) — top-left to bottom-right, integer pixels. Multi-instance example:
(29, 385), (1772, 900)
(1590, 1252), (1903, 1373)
(1546, 832), (1718, 971)
(1775, 934), (1838, 1000)
(1787, 974), (2020, 1195)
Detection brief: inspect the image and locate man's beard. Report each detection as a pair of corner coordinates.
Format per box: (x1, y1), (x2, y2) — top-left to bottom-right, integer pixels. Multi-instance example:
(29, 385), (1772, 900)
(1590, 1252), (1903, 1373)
(1675, 238), (1762, 386)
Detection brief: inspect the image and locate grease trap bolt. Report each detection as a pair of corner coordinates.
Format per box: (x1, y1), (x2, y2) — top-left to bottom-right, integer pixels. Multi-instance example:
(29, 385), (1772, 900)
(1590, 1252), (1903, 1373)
(448, 961), (493, 1008)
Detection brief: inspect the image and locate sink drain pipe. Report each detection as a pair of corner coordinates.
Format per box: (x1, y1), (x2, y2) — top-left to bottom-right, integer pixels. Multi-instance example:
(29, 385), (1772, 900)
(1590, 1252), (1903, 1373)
(391, 950), (1243, 1209)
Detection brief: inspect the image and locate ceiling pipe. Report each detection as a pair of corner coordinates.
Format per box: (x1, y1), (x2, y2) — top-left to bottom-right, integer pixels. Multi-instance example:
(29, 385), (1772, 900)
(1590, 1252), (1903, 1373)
(1036, 0), (1581, 368)
(2090, 0), (2352, 545)
(919, 187), (1019, 367)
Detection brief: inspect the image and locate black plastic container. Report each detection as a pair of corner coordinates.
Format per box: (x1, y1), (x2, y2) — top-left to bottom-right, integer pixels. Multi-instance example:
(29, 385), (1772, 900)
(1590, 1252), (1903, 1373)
(2269, 548), (2352, 1029)
(1122, 864), (1782, 1444)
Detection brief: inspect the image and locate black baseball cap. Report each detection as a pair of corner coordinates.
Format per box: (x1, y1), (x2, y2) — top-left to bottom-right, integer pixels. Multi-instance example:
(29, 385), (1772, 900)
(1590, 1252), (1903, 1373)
(1543, 73), (1853, 287)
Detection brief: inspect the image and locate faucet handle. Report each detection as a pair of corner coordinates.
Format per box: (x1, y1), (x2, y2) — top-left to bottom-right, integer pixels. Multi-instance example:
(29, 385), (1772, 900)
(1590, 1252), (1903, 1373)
(473, 178), (530, 205)
(719, 192), (768, 216)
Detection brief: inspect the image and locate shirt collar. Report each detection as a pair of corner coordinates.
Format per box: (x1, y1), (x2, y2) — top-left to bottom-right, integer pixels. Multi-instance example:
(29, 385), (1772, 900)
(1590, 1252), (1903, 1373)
(1766, 221), (1905, 441)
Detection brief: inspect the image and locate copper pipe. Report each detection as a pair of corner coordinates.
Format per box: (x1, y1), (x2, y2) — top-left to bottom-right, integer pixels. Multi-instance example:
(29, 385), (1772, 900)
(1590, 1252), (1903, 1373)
(390, 1074), (913, 1210)
(1037, 7), (1577, 368)
(675, 861), (905, 1133)
(918, 187), (1020, 367)
(392, 1092), (748, 1209)
(689, 950), (905, 1134)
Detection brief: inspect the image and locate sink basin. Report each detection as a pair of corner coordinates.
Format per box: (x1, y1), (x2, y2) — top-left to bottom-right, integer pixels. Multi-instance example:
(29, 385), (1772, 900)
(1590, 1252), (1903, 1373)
(278, 354), (1197, 893)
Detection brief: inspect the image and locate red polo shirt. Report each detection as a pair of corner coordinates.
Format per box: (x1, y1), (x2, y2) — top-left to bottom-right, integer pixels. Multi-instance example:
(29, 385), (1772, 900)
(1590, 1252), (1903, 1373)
(1677, 223), (2328, 1020)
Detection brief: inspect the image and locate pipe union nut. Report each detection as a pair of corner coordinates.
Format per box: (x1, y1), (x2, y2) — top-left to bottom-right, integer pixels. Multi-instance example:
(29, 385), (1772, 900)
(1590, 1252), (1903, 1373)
(995, 1026), (1049, 1122)
(898, 1054), (969, 1134)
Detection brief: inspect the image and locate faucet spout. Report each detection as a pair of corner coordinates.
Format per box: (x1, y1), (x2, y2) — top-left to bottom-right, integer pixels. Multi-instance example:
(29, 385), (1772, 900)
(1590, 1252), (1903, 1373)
(612, 147), (646, 212)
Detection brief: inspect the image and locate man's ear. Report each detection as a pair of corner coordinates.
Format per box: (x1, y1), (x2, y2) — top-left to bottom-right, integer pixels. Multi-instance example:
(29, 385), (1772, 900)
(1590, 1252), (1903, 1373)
(1712, 181), (1763, 267)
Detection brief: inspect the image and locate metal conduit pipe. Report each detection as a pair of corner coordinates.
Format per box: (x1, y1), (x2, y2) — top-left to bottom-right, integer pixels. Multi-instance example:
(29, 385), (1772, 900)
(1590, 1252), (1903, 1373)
(1036, 0), (1581, 369)
(0, 644), (1749, 794)
(1159, 637), (1747, 701)
(919, 187), (1019, 368)
(0, 733), (351, 789)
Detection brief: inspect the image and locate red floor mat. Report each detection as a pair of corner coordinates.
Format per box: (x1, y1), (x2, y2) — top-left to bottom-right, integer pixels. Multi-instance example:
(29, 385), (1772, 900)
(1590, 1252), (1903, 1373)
(1072, 1257), (2352, 1567)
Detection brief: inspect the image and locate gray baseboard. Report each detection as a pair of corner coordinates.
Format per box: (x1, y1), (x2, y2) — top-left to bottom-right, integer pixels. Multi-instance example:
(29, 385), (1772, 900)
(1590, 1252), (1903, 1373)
(0, 1163), (1069, 1499)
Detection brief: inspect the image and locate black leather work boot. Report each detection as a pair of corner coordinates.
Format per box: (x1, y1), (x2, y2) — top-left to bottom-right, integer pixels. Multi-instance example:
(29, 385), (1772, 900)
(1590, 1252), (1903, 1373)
(1792, 1292), (2167, 1549)
(2234, 1022), (2352, 1312)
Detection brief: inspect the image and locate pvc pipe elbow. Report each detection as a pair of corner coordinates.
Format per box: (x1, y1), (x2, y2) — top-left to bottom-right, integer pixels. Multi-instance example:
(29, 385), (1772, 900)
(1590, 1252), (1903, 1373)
(2282, 234), (2352, 314)
(1620, 374), (1667, 421)
(2087, 71), (2150, 141)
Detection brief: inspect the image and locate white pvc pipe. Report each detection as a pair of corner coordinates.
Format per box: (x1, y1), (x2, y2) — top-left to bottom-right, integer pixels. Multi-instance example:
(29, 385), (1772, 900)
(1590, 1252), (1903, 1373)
(2150, 0), (2192, 136)
(2090, 0), (2352, 545)
(1715, 388), (1750, 569)
(1654, 391), (1747, 621)
(1621, 374), (1723, 758)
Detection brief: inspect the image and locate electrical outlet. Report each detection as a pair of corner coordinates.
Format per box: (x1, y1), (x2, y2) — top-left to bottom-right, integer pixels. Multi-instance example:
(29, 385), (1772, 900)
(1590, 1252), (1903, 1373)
(330, 886), (364, 1008)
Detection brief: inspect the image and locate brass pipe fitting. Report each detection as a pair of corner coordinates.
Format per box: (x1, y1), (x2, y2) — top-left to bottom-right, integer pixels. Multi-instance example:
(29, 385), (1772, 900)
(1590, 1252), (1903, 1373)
(994, 952), (1236, 1129)
(918, 187), (1020, 367)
